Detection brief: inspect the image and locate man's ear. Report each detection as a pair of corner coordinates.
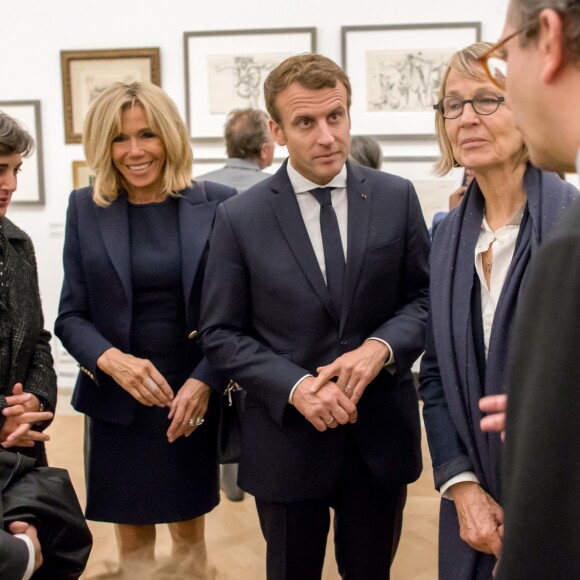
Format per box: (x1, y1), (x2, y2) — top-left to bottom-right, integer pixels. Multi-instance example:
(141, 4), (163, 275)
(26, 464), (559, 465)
(538, 8), (566, 83)
(269, 118), (286, 146)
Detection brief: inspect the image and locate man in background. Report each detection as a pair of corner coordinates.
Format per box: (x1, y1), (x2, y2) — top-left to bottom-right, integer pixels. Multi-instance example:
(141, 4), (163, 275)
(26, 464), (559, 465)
(196, 107), (274, 502)
(477, 1), (580, 577)
(195, 108), (275, 193)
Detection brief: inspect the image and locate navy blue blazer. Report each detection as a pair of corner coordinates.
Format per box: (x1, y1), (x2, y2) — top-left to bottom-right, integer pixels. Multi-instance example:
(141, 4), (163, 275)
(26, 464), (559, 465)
(55, 181), (235, 425)
(199, 160), (430, 502)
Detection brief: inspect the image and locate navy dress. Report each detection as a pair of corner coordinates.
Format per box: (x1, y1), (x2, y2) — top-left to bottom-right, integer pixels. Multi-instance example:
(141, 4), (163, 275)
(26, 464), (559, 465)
(85, 197), (219, 524)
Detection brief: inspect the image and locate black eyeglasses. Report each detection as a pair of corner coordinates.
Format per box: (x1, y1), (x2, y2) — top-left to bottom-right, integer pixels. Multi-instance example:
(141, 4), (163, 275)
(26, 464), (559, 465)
(432, 92), (505, 119)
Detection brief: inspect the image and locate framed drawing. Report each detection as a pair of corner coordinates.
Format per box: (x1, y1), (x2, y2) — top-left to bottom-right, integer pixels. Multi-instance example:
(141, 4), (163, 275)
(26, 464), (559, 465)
(0, 100), (44, 205)
(184, 28), (316, 138)
(381, 157), (462, 226)
(342, 23), (481, 138)
(72, 160), (95, 189)
(61, 48), (161, 143)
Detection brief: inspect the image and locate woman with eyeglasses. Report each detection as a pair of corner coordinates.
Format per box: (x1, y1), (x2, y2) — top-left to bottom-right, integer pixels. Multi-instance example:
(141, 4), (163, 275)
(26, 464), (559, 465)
(419, 42), (578, 579)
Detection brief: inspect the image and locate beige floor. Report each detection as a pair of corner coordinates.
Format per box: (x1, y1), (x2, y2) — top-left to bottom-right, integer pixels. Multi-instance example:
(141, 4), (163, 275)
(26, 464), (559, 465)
(46, 413), (439, 579)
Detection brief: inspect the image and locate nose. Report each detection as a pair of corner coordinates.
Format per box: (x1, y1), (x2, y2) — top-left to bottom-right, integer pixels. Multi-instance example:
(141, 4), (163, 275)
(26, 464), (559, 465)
(128, 138), (144, 156)
(317, 121), (335, 146)
(459, 101), (480, 125)
(0, 172), (17, 194)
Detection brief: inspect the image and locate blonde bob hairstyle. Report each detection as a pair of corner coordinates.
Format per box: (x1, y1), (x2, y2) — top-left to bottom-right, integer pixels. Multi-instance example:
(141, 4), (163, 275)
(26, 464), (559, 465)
(83, 81), (193, 207)
(434, 42), (529, 176)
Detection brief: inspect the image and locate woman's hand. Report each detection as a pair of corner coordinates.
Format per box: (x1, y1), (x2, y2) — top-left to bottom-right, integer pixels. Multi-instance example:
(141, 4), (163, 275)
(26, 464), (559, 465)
(166, 379), (210, 443)
(0, 383), (53, 448)
(449, 481), (504, 558)
(97, 348), (173, 407)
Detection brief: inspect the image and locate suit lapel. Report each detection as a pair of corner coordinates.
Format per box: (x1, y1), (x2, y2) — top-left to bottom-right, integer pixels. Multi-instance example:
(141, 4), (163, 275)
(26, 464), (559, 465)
(96, 194), (132, 308)
(269, 164), (338, 325)
(340, 163), (372, 333)
(179, 185), (218, 311)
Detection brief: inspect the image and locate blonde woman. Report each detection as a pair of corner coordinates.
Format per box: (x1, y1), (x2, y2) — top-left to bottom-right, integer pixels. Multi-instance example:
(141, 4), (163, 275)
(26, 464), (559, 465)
(55, 81), (235, 570)
(419, 43), (577, 579)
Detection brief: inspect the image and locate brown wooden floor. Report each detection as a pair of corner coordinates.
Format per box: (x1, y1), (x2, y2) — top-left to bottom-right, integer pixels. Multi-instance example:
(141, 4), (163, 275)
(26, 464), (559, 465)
(46, 412), (439, 579)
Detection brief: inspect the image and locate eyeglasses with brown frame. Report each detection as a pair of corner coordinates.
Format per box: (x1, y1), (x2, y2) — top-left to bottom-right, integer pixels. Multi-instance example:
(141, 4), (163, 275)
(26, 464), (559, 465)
(479, 25), (531, 90)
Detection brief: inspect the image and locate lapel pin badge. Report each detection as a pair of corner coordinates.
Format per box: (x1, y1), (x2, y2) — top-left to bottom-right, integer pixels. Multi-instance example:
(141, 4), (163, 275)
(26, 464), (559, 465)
(361, 194), (368, 200)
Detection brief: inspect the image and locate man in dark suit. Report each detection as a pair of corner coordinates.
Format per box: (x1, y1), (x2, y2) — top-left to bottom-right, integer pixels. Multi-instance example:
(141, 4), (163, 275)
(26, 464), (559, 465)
(199, 54), (430, 578)
(477, 1), (580, 577)
(195, 108), (275, 193)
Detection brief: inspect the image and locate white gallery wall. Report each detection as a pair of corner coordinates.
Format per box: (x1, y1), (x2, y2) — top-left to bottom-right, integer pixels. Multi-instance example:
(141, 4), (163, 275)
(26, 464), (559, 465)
(2, 0), (510, 389)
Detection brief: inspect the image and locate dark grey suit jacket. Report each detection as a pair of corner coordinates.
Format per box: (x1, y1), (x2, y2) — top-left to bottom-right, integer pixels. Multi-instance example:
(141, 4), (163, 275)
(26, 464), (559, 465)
(0, 530), (29, 579)
(199, 160), (430, 502)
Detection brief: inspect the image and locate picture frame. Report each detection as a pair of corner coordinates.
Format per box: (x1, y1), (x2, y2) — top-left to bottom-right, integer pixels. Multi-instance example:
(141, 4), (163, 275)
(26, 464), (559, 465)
(72, 160), (95, 189)
(0, 100), (45, 205)
(381, 156), (463, 226)
(184, 28), (316, 138)
(61, 47), (161, 143)
(342, 23), (481, 138)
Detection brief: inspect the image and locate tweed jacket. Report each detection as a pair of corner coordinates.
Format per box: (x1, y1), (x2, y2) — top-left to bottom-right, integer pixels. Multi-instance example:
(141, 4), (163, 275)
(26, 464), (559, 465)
(0, 218), (57, 431)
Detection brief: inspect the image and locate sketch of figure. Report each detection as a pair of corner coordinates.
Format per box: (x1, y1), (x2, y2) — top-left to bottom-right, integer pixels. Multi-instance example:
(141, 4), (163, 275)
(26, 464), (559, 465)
(366, 49), (452, 112)
(208, 53), (288, 114)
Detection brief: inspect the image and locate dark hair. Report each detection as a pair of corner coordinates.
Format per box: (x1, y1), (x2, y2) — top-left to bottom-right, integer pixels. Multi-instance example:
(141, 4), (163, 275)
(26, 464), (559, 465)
(0, 111), (35, 156)
(511, 0), (580, 59)
(264, 54), (352, 124)
(224, 108), (271, 159)
(349, 136), (383, 170)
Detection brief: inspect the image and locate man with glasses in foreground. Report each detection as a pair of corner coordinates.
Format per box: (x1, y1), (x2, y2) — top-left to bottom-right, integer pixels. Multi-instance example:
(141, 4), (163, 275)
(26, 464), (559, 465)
(477, 1), (580, 577)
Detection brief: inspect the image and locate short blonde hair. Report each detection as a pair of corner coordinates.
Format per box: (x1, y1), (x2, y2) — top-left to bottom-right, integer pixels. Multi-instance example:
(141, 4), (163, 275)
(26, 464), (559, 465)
(434, 42), (529, 176)
(83, 81), (193, 207)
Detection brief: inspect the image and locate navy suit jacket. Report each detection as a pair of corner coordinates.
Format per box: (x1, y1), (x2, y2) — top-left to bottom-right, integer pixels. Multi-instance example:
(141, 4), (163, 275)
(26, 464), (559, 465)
(199, 161), (430, 502)
(55, 182), (235, 425)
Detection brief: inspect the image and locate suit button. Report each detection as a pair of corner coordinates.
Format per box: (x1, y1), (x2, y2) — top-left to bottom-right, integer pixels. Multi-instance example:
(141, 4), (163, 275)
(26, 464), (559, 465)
(340, 337), (348, 345)
(188, 330), (198, 340)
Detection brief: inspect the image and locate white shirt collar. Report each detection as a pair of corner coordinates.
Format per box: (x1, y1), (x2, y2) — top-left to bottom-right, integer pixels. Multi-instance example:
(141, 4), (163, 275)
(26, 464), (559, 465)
(286, 160), (348, 194)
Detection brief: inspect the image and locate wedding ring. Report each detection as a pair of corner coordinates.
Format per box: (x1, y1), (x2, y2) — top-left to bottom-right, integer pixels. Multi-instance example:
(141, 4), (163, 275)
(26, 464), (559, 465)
(345, 384), (353, 391)
(188, 418), (196, 427)
(189, 417), (204, 427)
(143, 377), (158, 392)
(324, 416), (334, 425)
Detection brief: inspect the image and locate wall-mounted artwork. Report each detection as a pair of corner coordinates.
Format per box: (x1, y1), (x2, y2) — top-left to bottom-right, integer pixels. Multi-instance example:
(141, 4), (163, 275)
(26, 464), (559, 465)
(0, 100), (45, 205)
(72, 160), (95, 189)
(61, 48), (161, 143)
(381, 156), (462, 226)
(342, 23), (481, 138)
(184, 28), (316, 138)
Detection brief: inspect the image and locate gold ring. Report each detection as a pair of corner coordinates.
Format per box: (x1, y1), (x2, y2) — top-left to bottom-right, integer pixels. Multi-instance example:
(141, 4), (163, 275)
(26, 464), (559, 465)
(324, 416), (334, 425)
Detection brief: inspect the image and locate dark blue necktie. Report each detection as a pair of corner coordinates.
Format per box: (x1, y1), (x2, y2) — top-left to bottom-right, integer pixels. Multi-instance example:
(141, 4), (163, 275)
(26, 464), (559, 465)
(310, 187), (345, 317)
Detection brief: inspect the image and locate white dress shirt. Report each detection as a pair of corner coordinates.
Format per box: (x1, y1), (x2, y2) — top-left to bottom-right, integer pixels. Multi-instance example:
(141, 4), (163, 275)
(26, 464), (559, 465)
(440, 205), (523, 498)
(285, 161), (393, 403)
(14, 533), (35, 580)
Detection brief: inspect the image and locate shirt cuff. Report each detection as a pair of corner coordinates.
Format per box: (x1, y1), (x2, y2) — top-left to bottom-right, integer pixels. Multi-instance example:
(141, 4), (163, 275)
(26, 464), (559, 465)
(440, 471), (480, 500)
(14, 533), (35, 580)
(365, 337), (395, 373)
(288, 374), (313, 404)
